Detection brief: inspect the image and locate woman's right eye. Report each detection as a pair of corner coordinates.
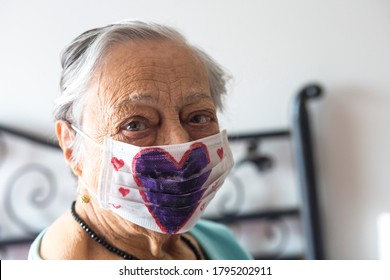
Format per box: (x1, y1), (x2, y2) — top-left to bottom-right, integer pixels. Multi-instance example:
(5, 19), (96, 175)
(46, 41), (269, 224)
(117, 113), (157, 144)
(123, 119), (149, 131)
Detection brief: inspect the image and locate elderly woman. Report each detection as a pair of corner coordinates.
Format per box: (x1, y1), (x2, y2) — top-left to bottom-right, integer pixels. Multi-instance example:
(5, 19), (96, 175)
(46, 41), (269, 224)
(28, 20), (252, 260)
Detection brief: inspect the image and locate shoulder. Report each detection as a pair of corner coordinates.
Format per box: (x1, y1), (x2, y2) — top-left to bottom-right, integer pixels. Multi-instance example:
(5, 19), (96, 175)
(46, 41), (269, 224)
(29, 211), (88, 260)
(189, 219), (253, 260)
(28, 228), (46, 260)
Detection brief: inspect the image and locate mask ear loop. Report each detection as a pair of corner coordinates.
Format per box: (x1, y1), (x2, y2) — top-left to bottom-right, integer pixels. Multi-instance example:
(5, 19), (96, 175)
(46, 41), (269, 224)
(71, 124), (102, 148)
(71, 125), (102, 203)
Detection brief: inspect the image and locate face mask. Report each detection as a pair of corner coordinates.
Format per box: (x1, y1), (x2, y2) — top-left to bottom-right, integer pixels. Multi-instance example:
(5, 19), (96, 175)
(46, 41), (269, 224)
(72, 126), (234, 234)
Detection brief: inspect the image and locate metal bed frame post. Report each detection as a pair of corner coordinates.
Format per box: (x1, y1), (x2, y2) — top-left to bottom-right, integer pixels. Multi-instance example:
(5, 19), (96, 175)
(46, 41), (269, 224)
(292, 84), (325, 259)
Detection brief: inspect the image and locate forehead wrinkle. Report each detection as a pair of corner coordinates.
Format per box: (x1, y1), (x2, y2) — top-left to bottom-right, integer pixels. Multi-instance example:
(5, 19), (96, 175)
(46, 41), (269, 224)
(96, 48), (211, 113)
(101, 67), (162, 109)
(108, 92), (159, 113)
(176, 75), (212, 104)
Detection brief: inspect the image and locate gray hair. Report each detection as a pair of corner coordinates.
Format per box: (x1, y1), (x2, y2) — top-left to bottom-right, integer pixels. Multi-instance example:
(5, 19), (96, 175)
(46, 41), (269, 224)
(53, 20), (230, 166)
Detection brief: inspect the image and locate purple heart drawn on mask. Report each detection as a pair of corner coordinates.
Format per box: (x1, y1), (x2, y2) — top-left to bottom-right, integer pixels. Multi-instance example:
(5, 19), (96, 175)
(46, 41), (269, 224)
(133, 142), (211, 234)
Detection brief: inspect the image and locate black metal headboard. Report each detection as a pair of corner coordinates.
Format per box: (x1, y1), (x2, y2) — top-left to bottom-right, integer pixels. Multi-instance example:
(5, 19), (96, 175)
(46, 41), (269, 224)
(0, 124), (75, 259)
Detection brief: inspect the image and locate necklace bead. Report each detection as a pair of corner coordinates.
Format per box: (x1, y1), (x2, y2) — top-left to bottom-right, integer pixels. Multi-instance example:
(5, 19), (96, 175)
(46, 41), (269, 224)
(70, 201), (202, 260)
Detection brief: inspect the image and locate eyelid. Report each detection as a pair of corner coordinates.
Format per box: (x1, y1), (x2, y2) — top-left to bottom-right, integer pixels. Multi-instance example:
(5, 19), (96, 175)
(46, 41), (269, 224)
(188, 110), (216, 121)
(120, 116), (150, 130)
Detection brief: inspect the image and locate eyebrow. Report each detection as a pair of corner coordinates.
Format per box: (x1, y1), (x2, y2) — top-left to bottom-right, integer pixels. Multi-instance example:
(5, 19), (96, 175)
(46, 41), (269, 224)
(114, 92), (212, 109)
(112, 93), (158, 110)
(128, 92), (158, 103)
(184, 92), (213, 104)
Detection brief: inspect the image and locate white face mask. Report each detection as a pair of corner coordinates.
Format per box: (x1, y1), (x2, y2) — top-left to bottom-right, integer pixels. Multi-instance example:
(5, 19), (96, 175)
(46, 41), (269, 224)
(72, 126), (234, 234)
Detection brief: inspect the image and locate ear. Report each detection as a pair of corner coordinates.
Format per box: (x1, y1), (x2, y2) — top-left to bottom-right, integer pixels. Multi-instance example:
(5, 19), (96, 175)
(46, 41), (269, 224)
(55, 120), (82, 176)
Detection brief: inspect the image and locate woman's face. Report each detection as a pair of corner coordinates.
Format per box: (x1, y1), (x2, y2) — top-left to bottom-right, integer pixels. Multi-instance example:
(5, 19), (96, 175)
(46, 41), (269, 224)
(80, 39), (219, 186)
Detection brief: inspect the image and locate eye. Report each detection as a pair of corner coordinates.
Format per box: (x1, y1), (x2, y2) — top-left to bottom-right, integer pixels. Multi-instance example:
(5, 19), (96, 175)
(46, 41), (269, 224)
(189, 114), (211, 124)
(123, 119), (149, 131)
(119, 116), (156, 144)
(185, 111), (219, 139)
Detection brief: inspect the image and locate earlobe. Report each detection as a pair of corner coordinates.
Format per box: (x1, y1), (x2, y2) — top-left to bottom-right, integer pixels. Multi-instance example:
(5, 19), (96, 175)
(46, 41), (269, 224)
(55, 120), (82, 176)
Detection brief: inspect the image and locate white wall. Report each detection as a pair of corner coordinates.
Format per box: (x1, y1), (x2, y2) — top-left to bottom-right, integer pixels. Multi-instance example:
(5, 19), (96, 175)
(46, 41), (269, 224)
(1, 0), (389, 259)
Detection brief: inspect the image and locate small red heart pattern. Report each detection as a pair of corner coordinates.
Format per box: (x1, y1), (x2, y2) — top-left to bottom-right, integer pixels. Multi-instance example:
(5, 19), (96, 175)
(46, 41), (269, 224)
(111, 157), (125, 171)
(118, 187), (130, 197)
(217, 148), (224, 159)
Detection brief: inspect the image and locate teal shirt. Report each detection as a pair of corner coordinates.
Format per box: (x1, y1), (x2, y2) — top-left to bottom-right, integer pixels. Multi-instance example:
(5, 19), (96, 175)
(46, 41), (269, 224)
(28, 219), (253, 260)
(189, 219), (253, 260)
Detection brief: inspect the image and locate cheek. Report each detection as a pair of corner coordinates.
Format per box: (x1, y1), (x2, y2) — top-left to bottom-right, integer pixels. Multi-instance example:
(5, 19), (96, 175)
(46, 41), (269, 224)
(79, 143), (104, 190)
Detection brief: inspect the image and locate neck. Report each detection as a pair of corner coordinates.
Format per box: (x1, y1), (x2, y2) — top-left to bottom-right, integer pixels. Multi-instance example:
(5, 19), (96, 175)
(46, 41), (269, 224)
(74, 197), (192, 259)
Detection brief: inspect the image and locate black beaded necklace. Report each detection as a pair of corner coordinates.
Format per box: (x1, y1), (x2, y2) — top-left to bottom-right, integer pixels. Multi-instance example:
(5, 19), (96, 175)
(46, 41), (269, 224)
(70, 201), (202, 260)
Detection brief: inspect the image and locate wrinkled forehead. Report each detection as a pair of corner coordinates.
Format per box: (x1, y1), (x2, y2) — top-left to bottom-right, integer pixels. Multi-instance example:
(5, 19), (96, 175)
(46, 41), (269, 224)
(98, 39), (206, 78)
(90, 39), (211, 103)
